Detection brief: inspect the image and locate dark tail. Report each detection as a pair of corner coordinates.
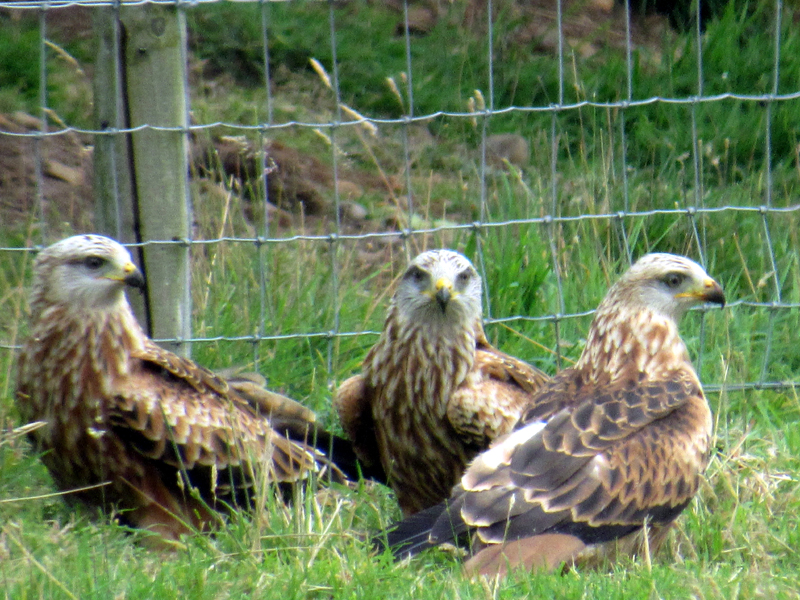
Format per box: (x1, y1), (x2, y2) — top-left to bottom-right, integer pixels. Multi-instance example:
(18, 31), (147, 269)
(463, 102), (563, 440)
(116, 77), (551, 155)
(373, 499), (473, 559)
(373, 503), (447, 558)
(223, 371), (387, 485)
(276, 422), (388, 485)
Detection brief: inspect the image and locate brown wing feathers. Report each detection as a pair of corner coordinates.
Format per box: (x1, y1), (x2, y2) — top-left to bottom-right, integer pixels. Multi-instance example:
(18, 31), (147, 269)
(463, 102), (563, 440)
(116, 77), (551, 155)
(475, 334), (548, 396)
(507, 374), (699, 492)
(127, 349), (382, 493)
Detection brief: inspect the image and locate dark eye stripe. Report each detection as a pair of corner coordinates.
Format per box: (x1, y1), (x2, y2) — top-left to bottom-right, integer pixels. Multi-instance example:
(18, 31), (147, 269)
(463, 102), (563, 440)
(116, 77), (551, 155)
(662, 272), (685, 288)
(405, 266), (427, 282)
(83, 256), (106, 270)
(457, 269), (473, 284)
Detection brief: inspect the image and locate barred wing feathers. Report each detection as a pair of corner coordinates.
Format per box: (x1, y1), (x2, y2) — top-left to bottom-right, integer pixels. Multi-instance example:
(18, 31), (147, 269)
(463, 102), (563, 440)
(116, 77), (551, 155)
(110, 342), (327, 491)
(445, 367), (709, 548)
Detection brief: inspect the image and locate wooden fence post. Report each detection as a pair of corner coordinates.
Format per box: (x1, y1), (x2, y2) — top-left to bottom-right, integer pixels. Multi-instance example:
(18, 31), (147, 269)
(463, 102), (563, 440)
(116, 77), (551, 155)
(93, 4), (192, 356)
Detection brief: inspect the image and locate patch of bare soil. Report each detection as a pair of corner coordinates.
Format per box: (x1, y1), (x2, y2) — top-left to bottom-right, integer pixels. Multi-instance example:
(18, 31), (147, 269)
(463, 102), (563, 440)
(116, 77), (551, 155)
(0, 111), (410, 282)
(383, 0), (672, 59)
(0, 112), (94, 234)
(191, 134), (400, 223)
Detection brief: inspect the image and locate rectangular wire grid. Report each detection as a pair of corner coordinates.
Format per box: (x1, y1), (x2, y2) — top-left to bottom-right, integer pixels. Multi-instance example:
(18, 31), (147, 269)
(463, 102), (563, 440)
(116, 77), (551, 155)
(1, 0), (798, 395)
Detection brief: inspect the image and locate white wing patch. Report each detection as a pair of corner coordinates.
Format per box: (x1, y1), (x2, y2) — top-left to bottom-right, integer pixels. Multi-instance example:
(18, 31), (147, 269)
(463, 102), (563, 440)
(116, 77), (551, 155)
(473, 421), (547, 472)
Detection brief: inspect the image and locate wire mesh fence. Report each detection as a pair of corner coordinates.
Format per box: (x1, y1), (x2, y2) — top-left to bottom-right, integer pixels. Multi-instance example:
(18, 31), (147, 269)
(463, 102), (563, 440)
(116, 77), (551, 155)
(1, 0), (798, 402)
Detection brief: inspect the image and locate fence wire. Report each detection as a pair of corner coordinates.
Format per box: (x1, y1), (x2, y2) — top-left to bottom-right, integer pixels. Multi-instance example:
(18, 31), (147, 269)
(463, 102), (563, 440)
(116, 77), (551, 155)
(1, 0), (799, 398)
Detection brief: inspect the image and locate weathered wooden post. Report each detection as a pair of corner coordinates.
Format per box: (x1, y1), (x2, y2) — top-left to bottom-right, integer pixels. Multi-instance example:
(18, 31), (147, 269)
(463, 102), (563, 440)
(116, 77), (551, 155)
(93, 4), (191, 356)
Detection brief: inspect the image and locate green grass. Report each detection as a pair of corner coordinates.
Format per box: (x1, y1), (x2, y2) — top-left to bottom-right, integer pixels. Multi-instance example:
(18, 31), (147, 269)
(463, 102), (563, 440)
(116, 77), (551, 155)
(2, 0), (800, 598)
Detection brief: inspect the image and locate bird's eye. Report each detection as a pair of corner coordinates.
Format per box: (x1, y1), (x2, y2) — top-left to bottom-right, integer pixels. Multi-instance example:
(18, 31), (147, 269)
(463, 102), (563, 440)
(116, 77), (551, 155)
(83, 256), (105, 270)
(456, 269), (472, 285)
(405, 266), (426, 283)
(663, 272), (685, 288)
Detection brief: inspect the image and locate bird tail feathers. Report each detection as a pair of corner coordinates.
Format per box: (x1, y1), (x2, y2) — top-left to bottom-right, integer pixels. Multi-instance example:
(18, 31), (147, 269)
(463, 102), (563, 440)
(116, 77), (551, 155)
(374, 502), (447, 558)
(375, 500), (472, 559)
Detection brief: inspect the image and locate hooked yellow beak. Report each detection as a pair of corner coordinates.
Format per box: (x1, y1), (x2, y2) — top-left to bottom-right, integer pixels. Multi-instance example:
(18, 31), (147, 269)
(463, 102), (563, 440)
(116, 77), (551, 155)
(107, 261), (145, 289)
(434, 277), (453, 312)
(676, 277), (725, 306)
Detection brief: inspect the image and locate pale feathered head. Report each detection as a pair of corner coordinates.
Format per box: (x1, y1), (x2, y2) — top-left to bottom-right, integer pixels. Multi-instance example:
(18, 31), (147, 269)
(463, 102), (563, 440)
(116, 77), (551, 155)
(31, 234), (145, 312)
(392, 249), (482, 329)
(603, 253), (725, 322)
